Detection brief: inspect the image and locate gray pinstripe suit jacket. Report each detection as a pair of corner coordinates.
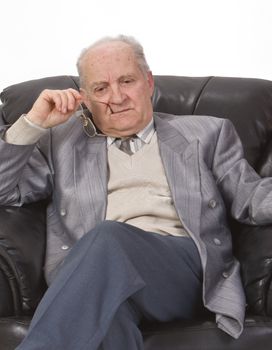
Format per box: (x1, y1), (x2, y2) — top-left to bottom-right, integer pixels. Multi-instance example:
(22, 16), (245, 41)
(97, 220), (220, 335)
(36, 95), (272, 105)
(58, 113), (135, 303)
(1, 112), (272, 338)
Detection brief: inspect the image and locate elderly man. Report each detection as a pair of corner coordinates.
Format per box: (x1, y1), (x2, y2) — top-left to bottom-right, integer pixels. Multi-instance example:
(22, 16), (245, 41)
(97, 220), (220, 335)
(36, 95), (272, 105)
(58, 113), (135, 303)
(1, 35), (272, 349)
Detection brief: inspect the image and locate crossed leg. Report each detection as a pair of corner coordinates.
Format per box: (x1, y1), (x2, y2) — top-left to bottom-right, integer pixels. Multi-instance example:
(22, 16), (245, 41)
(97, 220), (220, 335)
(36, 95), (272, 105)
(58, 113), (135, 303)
(16, 221), (204, 350)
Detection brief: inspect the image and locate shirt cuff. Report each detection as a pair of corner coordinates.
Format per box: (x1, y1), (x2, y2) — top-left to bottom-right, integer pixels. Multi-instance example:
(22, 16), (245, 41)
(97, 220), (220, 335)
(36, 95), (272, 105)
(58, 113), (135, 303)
(4, 114), (47, 145)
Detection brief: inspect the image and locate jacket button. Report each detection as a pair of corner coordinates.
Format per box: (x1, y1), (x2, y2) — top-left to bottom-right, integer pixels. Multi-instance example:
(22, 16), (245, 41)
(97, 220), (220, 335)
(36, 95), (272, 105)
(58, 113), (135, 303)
(213, 238), (221, 245)
(208, 199), (217, 208)
(60, 208), (67, 216)
(61, 245), (70, 251)
(222, 271), (229, 278)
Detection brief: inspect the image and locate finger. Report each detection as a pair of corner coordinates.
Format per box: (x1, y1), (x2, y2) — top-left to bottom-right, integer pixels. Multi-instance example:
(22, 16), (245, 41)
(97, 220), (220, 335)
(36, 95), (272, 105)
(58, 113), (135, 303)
(43, 90), (63, 113)
(54, 90), (74, 114)
(65, 89), (82, 112)
(58, 91), (70, 114)
(42, 89), (81, 115)
(67, 88), (82, 100)
(68, 89), (83, 111)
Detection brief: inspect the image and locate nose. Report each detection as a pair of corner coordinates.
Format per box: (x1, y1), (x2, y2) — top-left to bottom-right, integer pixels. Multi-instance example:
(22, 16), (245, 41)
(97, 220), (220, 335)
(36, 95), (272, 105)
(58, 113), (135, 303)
(109, 85), (126, 105)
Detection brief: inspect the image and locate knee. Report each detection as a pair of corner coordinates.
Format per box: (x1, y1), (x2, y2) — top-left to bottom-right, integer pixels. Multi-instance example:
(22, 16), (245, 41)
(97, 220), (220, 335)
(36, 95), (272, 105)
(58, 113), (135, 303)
(96, 220), (121, 231)
(83, 221), (141, 254)
(72, 221), (121, 249)
(90, 220), (127, 245)
(95, 220), (124, 237)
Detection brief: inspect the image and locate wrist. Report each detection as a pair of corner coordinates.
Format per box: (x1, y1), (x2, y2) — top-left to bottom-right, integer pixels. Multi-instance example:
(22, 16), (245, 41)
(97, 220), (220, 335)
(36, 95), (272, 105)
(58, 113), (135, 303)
(23, 114), (47, 131)
(25, 111), (49, 129)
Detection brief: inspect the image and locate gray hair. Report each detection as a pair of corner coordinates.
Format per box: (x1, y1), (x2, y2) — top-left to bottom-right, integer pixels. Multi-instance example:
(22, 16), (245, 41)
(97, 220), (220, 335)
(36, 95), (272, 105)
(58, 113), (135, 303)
(76, 35), (151, 89)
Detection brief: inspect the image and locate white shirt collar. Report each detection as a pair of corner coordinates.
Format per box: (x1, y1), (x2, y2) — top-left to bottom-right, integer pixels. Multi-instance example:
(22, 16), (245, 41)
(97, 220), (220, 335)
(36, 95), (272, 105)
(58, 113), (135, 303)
(107, 118), (155, 147)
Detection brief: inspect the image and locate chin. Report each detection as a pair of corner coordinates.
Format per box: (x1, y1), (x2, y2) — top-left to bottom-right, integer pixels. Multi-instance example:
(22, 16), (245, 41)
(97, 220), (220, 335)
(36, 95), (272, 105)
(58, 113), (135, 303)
(112, 121), (140, 134)
(109, 126), (139, 138)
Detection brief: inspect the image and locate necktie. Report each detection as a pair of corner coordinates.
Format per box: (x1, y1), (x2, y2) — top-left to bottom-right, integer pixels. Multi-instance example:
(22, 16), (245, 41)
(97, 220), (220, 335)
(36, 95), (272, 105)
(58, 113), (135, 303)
(119, 137), (134, 155)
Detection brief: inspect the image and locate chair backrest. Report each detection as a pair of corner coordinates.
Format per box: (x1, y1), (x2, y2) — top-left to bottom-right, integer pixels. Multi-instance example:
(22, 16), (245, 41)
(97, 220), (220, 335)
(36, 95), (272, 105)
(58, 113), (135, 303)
(1, 75), (272, 173)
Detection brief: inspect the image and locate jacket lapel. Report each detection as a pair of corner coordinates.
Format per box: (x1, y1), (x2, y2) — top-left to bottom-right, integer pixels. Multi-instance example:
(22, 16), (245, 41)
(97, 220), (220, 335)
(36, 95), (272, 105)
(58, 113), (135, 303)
(73, 135), (108, 232)
(155, 114), (202, 236)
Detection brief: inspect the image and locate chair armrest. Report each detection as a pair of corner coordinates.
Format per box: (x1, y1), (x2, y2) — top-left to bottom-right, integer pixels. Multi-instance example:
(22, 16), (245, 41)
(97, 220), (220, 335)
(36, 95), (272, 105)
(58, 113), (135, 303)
(0, 201), (47, 316)
(232, 223), (272, 316)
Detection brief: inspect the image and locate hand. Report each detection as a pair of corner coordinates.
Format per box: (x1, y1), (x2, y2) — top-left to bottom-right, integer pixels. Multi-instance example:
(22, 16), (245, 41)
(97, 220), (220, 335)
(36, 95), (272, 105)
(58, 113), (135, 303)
(26, 89), (83, 129)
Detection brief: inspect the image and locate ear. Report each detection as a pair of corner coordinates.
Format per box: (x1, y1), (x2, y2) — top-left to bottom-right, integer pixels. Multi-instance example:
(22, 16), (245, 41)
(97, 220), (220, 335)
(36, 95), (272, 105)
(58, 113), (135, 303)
(80, 88), (92, 112)
(147, 71), (155, 96)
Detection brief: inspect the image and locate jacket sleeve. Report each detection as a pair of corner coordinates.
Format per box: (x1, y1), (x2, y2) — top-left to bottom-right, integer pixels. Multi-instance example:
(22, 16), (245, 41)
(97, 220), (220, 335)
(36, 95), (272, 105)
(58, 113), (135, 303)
(0, 126), (53, 206)
(212, 118), (272, 224)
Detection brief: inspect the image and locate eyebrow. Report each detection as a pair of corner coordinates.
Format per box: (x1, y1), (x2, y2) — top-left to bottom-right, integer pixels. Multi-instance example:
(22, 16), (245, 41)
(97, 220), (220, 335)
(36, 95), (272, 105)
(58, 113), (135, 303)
(90, 81), (108, 90)
(119, 74), (135, 80)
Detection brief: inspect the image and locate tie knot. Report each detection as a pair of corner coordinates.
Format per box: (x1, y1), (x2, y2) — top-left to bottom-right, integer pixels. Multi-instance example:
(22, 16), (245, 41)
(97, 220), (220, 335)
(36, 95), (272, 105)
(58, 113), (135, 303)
(117, 136), (136, 155)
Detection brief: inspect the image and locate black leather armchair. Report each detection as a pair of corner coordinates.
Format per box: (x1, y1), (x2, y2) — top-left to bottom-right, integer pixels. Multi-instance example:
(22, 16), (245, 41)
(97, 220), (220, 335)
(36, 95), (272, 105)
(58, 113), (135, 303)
(1, 75), (272, 349)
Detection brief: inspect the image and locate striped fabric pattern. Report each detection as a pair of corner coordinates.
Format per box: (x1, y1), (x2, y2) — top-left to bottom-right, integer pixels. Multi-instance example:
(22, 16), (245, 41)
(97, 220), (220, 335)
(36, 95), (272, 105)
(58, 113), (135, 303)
(107, 119), (155, 154)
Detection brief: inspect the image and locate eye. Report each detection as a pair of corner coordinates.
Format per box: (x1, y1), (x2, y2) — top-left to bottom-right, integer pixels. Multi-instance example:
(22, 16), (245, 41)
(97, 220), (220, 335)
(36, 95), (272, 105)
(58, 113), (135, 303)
(121, 78), (135, 85)
(96, 87), (105, 92)
(94, 86), (107, 94)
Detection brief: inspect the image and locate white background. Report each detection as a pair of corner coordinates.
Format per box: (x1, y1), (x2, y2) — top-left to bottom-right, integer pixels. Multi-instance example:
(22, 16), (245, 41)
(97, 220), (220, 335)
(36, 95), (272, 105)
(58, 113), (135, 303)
(1, 0), (272, 92)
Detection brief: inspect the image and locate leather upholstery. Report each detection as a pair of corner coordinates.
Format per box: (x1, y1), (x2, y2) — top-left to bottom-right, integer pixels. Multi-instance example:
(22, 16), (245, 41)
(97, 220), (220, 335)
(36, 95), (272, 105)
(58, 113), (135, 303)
(142, 317), (272, 350)
(1, 75), (272, 349)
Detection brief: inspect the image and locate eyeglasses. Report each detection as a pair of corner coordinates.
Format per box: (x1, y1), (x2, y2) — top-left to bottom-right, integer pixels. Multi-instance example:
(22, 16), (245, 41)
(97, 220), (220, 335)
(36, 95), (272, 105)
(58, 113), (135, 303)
(75, 104), (107, 138)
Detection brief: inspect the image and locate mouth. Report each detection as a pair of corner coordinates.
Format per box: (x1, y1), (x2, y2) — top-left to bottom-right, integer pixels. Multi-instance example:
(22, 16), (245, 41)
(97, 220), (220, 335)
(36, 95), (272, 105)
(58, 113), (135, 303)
(110, 108), (132, 116)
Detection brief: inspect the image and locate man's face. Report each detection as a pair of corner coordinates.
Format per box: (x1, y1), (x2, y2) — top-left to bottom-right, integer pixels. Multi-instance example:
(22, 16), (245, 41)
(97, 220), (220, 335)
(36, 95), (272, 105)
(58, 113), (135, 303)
(80, 42), (154, 137)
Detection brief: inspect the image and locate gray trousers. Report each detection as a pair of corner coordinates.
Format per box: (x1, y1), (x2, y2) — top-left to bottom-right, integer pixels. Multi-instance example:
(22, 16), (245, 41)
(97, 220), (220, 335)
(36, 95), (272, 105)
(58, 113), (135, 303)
(17, 221), (205, 350)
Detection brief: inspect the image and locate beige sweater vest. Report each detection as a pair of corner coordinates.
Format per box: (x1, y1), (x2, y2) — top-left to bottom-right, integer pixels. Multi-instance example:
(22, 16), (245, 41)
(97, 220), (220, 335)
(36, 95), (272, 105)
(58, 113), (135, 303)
(106, 134), (188, 237)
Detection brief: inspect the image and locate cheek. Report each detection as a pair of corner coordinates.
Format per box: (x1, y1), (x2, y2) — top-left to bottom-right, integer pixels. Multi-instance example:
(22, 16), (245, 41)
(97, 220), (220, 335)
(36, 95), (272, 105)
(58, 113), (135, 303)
(134, 86), (152, 105)
(134, 98), (152, 117)
(90, 103), (108, 119)
(130, 93), (147, 109)
(92, 114), (106, 129)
